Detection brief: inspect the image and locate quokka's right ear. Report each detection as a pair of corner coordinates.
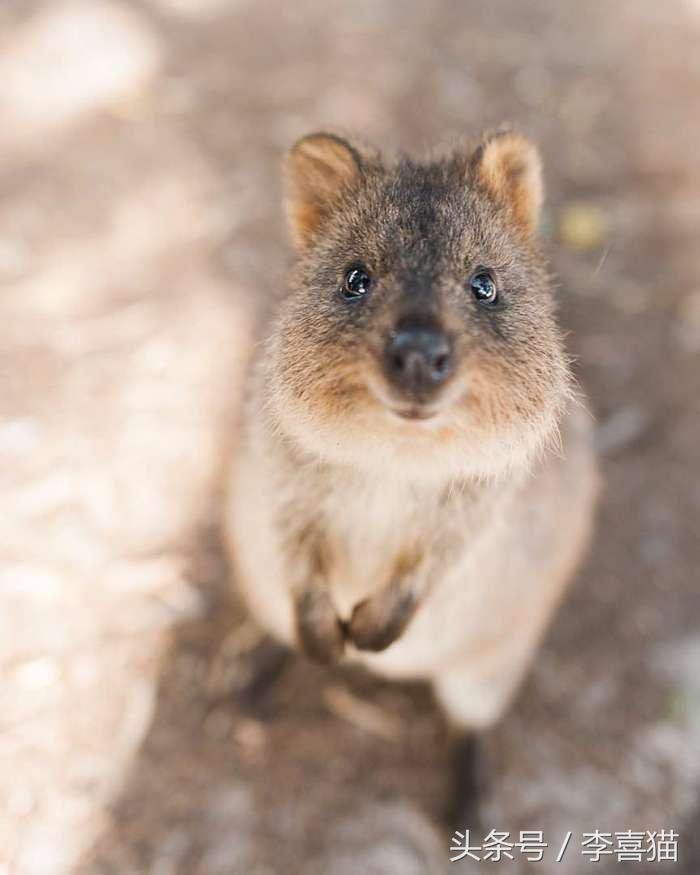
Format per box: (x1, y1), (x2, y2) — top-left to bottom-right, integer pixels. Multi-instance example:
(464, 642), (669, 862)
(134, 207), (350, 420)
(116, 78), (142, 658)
(470, 128), (543, 238)
(284, 133), (369, 251)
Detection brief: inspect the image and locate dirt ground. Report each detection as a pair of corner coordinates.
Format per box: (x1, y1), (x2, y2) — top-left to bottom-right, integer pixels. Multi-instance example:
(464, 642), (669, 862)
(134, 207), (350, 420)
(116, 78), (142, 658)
(1, 1), (699, 873)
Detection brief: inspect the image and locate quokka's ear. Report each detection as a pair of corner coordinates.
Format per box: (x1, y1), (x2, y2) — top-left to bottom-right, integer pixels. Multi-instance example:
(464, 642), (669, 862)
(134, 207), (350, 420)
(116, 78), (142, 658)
(471, 129), (543, 237)
(284, 133), (367, 250)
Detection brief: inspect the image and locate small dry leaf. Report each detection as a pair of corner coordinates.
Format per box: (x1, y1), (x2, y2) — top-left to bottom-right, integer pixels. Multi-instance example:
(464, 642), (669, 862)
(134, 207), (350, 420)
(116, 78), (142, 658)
(232, 717), (267, 751)
(559, 203), (608, 251)
(323, 685), (402, 741)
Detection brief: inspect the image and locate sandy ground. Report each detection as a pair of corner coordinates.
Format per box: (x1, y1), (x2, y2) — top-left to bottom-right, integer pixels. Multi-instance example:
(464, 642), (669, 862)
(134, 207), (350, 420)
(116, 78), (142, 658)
(1, 1), (699, 873)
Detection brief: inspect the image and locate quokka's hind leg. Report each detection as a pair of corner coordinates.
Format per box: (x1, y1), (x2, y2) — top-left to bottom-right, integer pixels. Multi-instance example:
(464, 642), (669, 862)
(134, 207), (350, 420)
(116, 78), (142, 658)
(207, 627), (293, 719)
(433, 551), (577, 732)
(444, 731), (490, 834)
(433, 644), (537, 833)
(433, 658), (527, 733)
(236, 636), (292, 711)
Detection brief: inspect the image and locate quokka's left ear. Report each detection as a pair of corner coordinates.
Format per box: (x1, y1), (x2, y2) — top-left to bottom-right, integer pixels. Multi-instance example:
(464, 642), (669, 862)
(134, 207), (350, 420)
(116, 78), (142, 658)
(470, 128), (543, 237)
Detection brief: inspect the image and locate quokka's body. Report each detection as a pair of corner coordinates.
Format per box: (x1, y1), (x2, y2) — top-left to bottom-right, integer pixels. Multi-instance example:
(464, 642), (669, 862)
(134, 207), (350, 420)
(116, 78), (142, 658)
(225, 129), (598, 729)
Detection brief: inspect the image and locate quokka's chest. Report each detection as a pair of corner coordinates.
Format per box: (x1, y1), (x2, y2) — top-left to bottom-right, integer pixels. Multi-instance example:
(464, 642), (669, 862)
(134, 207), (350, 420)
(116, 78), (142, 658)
(317, 477), (441, 616)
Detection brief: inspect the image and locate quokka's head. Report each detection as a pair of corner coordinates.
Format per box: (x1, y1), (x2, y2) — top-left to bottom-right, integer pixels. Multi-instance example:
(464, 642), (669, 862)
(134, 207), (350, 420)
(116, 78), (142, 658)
(268, 130), (572, 480)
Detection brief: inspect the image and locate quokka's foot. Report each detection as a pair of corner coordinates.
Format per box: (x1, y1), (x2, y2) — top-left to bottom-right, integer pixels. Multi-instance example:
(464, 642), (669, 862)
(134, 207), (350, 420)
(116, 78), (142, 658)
(230, 635), (292, 715)
(444, 733), (487, 835)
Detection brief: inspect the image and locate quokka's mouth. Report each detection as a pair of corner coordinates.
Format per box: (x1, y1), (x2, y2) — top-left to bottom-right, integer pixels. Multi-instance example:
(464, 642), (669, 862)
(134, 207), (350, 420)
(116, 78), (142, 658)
(389, 404), (438, 422)
(367, 376), (449, 424)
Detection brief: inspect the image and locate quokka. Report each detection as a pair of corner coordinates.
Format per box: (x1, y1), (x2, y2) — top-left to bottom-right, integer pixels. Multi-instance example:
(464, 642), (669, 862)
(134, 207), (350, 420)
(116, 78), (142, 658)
(225, 128), (598, 810)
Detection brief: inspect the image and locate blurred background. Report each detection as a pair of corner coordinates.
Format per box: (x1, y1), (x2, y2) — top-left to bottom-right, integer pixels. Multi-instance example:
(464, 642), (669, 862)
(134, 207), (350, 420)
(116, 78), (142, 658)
(1, 1), (699, 873)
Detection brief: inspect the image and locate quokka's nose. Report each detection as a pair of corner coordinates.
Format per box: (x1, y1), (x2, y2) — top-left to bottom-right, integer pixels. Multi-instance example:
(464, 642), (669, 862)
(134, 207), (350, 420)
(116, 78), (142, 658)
(384, 320), (453, 395)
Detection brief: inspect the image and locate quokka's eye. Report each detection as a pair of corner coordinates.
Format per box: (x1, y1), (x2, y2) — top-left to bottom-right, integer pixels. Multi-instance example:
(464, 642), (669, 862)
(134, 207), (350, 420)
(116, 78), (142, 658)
(468, 269), (499, 305)
(341, 265), (371, 300)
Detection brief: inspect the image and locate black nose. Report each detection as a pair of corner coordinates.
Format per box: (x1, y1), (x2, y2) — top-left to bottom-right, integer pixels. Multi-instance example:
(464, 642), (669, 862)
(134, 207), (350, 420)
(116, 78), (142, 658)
(384, 321), (453, 396)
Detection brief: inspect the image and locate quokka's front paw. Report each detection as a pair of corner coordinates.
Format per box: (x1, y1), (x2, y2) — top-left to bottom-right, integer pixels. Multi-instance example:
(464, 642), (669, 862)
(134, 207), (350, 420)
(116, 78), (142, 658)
(347, 588), (417, 652)
(295, 588), (346, 664)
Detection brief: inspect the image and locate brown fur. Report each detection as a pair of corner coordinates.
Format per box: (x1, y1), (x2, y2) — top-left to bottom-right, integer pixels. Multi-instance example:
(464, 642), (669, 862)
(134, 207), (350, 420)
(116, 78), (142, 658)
(224, 128), (598, 730)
